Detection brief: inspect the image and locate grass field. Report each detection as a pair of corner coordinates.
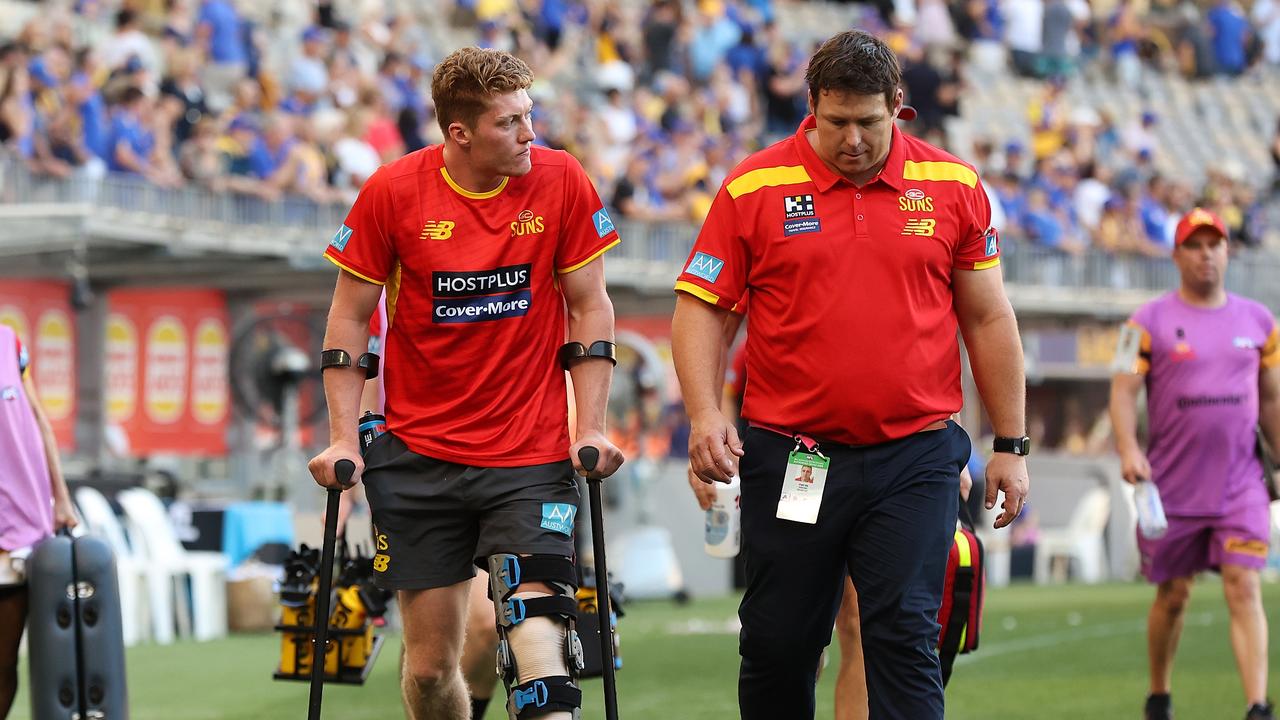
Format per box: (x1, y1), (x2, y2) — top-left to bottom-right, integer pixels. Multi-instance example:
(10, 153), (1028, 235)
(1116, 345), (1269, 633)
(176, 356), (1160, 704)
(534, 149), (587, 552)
(12, 581), (1280, 719)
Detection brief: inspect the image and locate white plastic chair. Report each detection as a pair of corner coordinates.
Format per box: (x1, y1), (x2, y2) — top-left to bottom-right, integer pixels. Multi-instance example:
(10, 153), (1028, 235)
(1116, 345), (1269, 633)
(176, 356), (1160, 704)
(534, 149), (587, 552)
(72, 486), (149, 647)
(1034, 486), (1112, 585)
(116, 487), (229, 642)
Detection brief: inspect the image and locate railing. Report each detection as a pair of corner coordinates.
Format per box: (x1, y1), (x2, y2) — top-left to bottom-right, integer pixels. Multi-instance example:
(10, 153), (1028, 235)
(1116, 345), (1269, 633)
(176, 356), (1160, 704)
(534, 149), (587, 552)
(2, 155), (1278, 308)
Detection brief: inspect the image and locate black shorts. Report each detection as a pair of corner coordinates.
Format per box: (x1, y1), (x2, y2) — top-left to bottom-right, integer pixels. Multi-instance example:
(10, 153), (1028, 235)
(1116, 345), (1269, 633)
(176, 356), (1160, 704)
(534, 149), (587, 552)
(361, 432), (579, 591)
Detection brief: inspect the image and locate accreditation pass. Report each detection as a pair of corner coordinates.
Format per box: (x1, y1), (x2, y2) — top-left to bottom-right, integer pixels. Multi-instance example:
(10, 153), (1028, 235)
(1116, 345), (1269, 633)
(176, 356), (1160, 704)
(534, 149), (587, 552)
(777, 450), (831, 524)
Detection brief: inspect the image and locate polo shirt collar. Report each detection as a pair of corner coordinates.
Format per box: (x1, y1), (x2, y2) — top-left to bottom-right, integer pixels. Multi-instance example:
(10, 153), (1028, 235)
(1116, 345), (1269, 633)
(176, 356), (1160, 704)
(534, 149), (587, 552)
(793, 115), (907, 193)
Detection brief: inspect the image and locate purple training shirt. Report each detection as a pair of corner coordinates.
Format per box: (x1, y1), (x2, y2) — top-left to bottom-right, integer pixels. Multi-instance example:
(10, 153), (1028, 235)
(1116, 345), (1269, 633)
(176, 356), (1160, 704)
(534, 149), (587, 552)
(1126, 292), (1279, 516)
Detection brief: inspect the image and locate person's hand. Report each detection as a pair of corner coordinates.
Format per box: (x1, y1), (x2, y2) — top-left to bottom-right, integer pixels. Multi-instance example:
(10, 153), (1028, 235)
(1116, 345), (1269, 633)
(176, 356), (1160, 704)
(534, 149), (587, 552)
(1119, 446), (1151, 485)
(308, 442), (363, 490)
(687, 464), (717, 511)
(53, 495), (78, 531)
(959, 464), (973, 502)
(984, 453), (1029, 530)
(570, 431), (625, 479)
(688, 408), (743, 484)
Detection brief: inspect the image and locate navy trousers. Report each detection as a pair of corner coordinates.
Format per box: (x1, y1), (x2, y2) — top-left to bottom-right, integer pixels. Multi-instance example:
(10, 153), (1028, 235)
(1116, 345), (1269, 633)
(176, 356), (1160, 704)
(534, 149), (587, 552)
(736, 423), (969, 720)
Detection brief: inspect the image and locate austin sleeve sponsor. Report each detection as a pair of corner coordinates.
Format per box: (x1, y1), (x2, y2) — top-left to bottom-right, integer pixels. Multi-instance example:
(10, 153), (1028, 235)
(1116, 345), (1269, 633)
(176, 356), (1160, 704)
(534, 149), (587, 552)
(432, 264), (533, 323)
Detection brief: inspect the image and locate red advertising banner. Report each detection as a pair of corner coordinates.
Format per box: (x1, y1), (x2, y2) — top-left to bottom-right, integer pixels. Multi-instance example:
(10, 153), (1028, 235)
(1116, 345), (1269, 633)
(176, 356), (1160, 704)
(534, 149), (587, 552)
(0, 280), (77, 450)
(107, 289), (229, 455)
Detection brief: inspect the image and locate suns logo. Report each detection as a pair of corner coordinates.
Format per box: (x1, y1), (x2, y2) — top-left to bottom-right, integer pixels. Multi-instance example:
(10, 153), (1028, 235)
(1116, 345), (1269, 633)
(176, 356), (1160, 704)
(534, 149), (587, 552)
(510, 209), (545, 237)
(898, 188), (934, 213)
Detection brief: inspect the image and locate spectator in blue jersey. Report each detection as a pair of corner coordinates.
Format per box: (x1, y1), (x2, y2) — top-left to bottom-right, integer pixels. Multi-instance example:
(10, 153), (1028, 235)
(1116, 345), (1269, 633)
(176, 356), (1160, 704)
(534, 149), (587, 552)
(1208, 0), (1252, 75)
(196, 0), (247, 112)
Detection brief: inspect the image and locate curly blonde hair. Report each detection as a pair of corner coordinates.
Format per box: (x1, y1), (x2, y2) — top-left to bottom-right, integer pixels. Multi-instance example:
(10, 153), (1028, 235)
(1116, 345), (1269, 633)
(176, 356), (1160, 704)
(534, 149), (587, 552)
(431, 47), (534, 135)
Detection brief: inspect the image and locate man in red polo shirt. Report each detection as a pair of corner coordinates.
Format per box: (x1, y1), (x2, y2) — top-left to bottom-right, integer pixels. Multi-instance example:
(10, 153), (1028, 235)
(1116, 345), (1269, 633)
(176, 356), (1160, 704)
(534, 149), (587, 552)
(672, 30), (1029, 720)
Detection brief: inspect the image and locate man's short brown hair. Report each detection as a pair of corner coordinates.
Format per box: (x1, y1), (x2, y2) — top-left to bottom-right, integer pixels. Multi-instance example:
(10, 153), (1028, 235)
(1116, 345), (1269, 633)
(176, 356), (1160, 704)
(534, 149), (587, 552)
(431, 47), (534, 135)
(805, 31), (901, 113)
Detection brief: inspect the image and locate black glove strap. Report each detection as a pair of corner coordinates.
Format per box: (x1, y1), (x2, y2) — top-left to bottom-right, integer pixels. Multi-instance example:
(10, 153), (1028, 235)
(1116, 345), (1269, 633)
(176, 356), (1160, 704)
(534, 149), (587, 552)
(558, 340), (617, 371)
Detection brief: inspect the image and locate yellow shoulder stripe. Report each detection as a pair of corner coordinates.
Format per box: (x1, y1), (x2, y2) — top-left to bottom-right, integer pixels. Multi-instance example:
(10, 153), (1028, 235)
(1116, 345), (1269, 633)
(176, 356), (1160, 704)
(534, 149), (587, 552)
(674, 280), (722, 306)
(727, 165), (811, 199)
(557, 239), (620, 274)
(972, 258), (1001, 271)
(903, 160), (977, 188)
(324, 253), (387, 286)
(1263, 326), (1280, 368)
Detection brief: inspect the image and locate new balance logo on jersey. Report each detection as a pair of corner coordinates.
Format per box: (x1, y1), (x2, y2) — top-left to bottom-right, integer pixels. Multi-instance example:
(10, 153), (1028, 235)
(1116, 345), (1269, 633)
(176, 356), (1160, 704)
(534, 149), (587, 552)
(687, 252), (725, 283)
(784, 194), (815, 219)
(902, 219), (937, 236)
(420, 221), (456, 240)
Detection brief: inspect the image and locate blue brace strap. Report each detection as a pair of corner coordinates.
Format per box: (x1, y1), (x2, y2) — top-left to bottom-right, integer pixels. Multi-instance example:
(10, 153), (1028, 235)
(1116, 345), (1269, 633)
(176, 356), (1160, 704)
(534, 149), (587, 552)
(507, 676), (582, 719)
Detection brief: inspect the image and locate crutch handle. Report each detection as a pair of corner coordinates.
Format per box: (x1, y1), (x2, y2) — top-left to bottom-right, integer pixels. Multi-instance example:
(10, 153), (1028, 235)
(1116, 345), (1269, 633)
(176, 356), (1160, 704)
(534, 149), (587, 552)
(335, 459), (356, 487)
(578, 446), (600, 473)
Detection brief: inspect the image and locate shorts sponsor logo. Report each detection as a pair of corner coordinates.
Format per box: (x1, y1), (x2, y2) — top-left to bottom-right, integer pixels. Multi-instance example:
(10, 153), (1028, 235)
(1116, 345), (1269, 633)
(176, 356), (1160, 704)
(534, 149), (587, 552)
(783, 219), (821, 237)
(330, 224), (353, 252)
(1223, 537), (1268, 558)
(901, 219), (936, 236)
(541, 503), (577, 536)
(784, 194), (815, 219)
(686, 252), (725, 282)
(432, 265), (533, 323)
(373, 530), (390, 572)
(420, 220), (456, 241)
(592, 208), (615, 238)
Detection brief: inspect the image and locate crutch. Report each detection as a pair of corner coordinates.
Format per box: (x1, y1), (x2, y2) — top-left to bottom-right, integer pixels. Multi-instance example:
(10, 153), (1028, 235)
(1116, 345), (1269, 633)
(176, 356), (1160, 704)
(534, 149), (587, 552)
(308, 459), (356, 720)
(578, 446), (620, 720)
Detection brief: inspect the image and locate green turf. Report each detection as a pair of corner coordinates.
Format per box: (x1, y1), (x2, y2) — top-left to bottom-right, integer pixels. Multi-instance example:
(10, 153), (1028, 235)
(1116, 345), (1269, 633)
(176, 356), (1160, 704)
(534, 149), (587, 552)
(11, 581), (1280, 718)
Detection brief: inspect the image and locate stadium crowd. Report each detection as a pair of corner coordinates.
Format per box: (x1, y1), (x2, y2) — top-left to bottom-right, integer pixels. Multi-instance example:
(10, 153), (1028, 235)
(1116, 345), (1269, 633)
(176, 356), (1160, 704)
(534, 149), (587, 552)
(0, 0), (1278, 251)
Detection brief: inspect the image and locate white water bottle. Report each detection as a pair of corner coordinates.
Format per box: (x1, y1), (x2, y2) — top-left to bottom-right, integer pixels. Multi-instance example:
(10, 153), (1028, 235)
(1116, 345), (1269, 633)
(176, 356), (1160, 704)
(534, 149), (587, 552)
(1134, 480), (1168, 540)
(704, 475), (742, 558)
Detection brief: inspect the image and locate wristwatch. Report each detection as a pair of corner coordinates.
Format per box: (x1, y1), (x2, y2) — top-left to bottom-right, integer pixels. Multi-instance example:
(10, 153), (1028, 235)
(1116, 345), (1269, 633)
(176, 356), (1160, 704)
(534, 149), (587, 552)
(993, 436), (1031, 456)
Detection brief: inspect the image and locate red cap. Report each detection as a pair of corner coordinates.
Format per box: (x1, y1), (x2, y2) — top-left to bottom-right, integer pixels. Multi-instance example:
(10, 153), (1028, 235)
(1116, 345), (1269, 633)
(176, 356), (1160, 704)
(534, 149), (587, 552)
(1174, 207), (1227, 246)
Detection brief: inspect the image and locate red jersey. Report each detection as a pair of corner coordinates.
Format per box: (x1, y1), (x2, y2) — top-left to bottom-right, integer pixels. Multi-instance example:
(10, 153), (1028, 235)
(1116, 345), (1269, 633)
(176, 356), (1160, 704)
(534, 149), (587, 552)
(324, 145), (620, 466)
(675, 117), (999, 445)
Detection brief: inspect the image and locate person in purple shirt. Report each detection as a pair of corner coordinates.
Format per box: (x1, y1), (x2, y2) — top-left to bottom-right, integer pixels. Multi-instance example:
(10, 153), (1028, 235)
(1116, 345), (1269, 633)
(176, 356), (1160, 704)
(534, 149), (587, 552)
(1111, 207), (1280, 720)
(0, 326), (77, 718)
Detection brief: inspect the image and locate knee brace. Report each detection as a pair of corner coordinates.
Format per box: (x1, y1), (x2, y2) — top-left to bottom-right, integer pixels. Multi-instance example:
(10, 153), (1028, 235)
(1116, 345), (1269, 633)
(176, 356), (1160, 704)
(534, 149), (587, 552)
(488, 554), (584, 719)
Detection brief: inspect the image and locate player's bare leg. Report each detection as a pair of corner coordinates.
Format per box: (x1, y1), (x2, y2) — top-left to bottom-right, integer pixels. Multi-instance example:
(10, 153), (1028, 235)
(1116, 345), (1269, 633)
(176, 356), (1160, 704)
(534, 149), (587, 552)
(1221, 564), (1269, 706)
(462, 571), (499, 717)
(834, 576), (868, 720)
(399, 581), (471, 720)
(1148, 576), (1194, 694)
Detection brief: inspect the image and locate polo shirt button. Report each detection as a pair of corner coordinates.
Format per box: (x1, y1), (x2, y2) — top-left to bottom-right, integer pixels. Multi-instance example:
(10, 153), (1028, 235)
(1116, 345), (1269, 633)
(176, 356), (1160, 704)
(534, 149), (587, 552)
(857, 214), (864, 220)
(855, 194), (862, 200)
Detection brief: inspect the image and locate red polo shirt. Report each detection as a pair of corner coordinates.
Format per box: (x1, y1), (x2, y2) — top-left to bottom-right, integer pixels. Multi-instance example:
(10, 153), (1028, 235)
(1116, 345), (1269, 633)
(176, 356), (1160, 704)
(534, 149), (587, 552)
(675, 116), (999, 445)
